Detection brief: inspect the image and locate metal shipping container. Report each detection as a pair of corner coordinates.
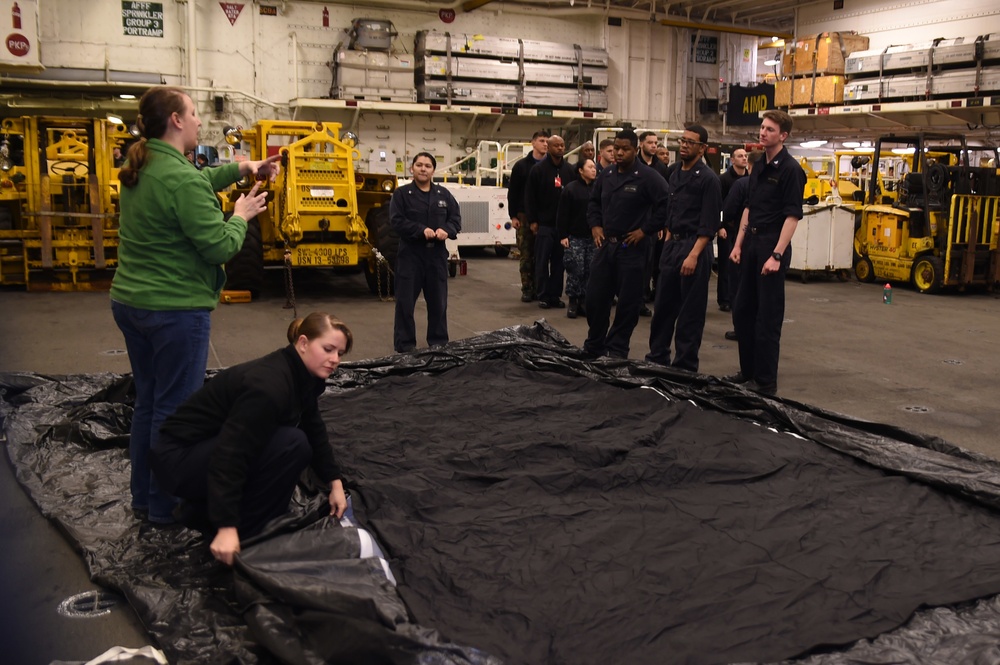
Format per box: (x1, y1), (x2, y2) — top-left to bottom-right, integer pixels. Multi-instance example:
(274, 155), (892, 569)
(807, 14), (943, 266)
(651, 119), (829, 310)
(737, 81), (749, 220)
(332, 49), (415, 91)
(844, 66), (1000, 101)
(417, 54), (609, 87)
(417, 81), (608, 110)
(415, 30), (610, 68)
(845, 35), (1000, 77)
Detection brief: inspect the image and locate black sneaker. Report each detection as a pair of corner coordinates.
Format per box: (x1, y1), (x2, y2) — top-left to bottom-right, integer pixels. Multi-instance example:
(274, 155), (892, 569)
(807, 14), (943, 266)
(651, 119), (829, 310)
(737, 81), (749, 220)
(723, 372), (749, 384)
(719, 303), (731, 312)
(540, 298), (565, 309)
(724, 330), (738, 341)
(639, 305), (652, 317)
(521, 293), (535, 303)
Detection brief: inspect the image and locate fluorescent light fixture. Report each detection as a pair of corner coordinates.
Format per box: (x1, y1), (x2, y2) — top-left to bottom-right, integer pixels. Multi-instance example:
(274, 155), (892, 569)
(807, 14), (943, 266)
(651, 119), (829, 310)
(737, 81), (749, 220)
(800, 140), (828, 149)
(119, 94), (136, 100)
(857, 147), (875, 153)
(106, 113), (124, 125)
(892, 147), (916, 155)
(843, 141), (861, 148)
(764, 59), (780, 66)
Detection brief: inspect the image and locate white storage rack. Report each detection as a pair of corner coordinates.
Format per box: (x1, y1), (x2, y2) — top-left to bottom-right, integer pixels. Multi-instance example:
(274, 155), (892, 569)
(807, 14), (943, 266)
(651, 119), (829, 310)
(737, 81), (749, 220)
(843, 34), (1000, 104)
(845, 66), (1000, 102)
(414, 30), (610, 111)
(845, 35), (1000, 77)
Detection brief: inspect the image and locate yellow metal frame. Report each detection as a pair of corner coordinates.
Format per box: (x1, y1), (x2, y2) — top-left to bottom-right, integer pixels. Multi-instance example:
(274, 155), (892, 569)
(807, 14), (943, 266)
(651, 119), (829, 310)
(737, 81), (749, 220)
(945, 194), (1000, 286)
(223, 120), (395, 269)
(0, 116), (132, 289)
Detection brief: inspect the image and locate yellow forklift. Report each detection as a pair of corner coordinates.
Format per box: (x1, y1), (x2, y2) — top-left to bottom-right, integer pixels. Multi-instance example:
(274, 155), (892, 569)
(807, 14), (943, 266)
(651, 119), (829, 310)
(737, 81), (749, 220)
(852, 133), (1000, 293)
(217, 120), (397, 297)
(0, 116), (134, 290)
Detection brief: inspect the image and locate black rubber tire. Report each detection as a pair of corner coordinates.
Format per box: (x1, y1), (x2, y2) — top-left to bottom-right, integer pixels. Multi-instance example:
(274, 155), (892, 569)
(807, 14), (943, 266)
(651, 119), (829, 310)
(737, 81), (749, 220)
(927, 163), (948, 194)
(494, 245), (511, 258)
(364, 206), (397, 296)
(224, 217), (265, 298)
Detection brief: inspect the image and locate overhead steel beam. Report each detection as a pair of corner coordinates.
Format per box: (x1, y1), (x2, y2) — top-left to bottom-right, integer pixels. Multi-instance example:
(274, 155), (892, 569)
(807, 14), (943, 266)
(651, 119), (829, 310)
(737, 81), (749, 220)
(659, 16), (793, 39)
(461, 0), (497, 11)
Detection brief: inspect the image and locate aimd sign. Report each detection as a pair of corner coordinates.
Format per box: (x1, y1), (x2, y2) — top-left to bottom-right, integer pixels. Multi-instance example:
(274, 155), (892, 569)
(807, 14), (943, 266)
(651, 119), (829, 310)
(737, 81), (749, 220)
(726, 84), (775, 126)
(121, 1), (164, 38)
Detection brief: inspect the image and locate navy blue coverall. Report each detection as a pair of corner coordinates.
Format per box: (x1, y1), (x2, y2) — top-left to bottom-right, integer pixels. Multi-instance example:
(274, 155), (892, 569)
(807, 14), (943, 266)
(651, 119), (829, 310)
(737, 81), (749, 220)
(646, 162), (721, 372)
(389, 183), (462, 353)
(732, 146), (806, 388)
(717, 165), (749, 307)
(583, 161), (670, 358)
(722, 176), (751, 331)
(525, 155), (576, 303)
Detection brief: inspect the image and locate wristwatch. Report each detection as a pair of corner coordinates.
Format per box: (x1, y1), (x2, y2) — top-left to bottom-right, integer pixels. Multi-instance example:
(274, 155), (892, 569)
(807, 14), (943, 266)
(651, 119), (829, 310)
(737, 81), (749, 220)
(771, 251), (783, 261)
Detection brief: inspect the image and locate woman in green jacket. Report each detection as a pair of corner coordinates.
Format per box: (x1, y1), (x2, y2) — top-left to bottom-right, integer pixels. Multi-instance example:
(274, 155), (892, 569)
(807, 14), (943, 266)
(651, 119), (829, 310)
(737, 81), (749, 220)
(111, 86), (279, 524)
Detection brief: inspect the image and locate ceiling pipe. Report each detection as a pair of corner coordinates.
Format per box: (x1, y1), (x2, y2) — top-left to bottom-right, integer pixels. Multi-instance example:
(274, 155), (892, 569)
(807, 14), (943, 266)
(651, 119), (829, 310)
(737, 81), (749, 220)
(461, 0), (498, 10)
(175, 0), (198, 87)
(0, 77), (155, 90)
(310, 0), (792, 32)
(660, 17), (792, 39)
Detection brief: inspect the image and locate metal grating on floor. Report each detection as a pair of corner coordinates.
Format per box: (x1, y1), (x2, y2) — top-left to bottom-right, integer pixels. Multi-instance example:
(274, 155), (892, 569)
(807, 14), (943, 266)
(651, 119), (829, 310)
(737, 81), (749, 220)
(57, 590), (119, 618)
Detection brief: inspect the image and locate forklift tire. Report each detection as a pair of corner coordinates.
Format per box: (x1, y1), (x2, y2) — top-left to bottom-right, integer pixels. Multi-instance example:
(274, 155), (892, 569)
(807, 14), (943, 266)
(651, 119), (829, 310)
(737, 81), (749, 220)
(494, 245), (511, 259)
(364, 206), (396, 296)
(927, 163), (948, 194)
(224, 218), (265, 298)
(853, 255), (875, 283)
(911, 255), (944, 294)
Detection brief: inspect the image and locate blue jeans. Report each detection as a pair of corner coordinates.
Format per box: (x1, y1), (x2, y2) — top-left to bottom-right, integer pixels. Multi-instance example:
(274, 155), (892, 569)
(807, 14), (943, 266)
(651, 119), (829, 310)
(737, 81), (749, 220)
(111, 301), (211, 522)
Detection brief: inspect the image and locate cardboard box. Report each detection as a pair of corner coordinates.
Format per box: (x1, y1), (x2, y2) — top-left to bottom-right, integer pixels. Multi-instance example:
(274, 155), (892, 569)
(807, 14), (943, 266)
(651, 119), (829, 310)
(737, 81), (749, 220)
(776, 75), (845, 107)
(782, 32), (870, 76)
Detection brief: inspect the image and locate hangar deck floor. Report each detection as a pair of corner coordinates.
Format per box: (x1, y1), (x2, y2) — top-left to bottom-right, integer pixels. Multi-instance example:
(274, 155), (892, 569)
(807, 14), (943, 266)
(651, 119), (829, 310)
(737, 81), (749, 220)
(2, 252), (999, 663)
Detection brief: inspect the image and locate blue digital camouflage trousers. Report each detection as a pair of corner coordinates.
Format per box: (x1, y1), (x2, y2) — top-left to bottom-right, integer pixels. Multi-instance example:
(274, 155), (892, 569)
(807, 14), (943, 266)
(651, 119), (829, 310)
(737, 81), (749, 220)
(563, 235), (595, 299)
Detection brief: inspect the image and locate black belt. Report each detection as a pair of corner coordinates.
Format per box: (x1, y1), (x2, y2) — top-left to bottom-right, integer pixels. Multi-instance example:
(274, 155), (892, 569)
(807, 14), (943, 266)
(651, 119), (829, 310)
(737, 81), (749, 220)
(604, 235), (622, 243)
(750, 225), (780, 235)
(668, 233), (692, 241)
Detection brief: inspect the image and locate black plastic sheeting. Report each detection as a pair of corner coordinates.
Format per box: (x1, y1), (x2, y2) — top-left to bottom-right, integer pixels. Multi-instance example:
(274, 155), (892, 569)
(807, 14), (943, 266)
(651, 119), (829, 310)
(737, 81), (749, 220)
(5, 322), (1000, 664)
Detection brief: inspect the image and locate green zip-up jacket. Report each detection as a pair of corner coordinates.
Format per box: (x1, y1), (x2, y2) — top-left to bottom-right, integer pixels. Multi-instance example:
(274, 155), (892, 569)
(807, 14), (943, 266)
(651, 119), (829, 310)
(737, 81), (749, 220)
(111, 139), (248, 310)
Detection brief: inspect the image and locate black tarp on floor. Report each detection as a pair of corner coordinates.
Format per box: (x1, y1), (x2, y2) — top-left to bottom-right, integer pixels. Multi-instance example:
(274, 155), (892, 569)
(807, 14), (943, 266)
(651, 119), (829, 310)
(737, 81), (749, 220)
(5, 322), (1000, 664)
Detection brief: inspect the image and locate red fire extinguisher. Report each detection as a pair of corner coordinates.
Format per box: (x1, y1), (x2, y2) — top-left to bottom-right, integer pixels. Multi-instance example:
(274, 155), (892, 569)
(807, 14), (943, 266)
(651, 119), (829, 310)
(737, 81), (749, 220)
(12, 2), (22, 30)
(322, 7), (329, 28)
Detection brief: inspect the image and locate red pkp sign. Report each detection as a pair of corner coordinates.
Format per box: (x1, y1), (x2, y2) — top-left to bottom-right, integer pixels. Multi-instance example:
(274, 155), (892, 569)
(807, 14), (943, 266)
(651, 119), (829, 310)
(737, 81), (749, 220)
(6, 33), (29, 57)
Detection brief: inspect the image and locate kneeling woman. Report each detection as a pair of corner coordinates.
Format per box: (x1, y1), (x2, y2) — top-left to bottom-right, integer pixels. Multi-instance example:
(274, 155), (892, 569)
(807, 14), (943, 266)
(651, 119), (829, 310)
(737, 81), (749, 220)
(152, 312), (352, 565)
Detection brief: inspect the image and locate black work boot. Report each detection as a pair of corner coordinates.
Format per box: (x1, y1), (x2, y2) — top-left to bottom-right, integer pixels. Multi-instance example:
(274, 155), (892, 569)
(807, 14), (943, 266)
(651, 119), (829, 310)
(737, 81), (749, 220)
(567, 297), (579, 319)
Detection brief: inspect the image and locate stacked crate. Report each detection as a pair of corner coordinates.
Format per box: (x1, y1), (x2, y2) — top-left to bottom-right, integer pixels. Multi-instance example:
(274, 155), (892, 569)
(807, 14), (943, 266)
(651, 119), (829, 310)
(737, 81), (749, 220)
(414, 31), (610, 111)
(775, 32), (869, 107)
(843, 35), (1000, 103)
(330, 18), (416, 103)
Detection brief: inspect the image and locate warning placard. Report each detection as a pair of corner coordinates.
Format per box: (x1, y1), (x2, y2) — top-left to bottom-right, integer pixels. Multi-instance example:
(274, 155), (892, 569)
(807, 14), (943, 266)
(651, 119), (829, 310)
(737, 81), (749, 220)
(0, 0), (39, 69)
(121, 1), (163, 38)
(219, 2), (244, 25)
